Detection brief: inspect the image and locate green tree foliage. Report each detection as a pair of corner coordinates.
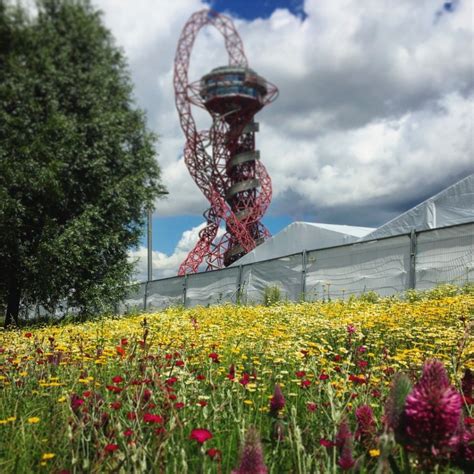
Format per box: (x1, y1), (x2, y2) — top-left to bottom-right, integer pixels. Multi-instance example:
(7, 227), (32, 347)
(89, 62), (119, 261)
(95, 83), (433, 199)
(0, 0), (165, 326)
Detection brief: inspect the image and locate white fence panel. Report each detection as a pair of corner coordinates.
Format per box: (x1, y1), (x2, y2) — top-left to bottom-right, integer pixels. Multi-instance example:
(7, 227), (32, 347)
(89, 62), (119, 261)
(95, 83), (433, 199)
(146, 277), (183, 310)
(305, 235), (410, 299)
(416, 223), (474, 289)
(242, 254), (303, 304)
(186, 267), (240, 307)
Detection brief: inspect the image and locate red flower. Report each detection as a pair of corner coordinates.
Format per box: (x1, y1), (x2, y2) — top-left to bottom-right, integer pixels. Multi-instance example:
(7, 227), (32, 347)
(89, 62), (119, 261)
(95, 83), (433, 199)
(227, 364), (236, 380)
(127, 412), (137, 420)
(143, 413), (163, 424)
(307, 402), (317, 412)
(24, 332), (32, 338)
(300, 379), (311, 389)
(120, 338), (128, 346)
(116, 346), (125, 356)
(166, 377), (178, 386)
(357, 360), (368, 369)
(123, 428), (134, 437)
(174, 402), (185, 409)
(209, 352), (220, 363)
(319, 438), (335, 448)
(196, 374), (206, 381)
(106, 385), (123, 394)
(319, 373), (329, 381)
(347, 324), (356, 334)
(110, 401), (122, 410)
(333, 354), (342, 362)
(82, 390), (92, 398)
(104, 444), (119, 453)
(190, 428), (213, 444)
(295, 370), (306, 378)
(176, 360), (185, 367)
(348, 374), (366, 384)
(207, 448), (221, 459)
(165, 353), (172, 360)
(198, 400), (208, 407)
(239, 373), (250, 386)
(112, 375), (124, 384)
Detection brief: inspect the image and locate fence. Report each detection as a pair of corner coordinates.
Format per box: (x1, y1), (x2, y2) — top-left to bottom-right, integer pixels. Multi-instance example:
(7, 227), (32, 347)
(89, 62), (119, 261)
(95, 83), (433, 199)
(120, 221), (474, 313)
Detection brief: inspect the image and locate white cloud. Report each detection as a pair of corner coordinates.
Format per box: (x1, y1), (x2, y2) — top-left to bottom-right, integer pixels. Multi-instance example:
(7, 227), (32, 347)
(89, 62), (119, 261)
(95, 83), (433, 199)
(129, 223), (225, 280)
(93, 0), (473, 226)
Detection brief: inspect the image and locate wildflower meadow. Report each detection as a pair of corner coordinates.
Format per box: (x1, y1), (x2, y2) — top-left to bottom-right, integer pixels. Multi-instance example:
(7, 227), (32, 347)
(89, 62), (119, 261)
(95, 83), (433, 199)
(0, 286), (473, 473)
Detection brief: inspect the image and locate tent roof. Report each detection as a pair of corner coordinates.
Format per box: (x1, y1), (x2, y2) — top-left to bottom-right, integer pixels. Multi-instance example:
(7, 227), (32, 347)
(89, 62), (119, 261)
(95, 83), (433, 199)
(360, 174), (474, 241)
(231, 221), (375, 266)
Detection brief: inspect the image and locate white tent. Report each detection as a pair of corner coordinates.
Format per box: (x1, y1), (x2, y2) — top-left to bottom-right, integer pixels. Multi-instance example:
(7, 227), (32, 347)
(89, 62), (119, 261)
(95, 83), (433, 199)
(231, 221), (375, 266)
(360, 174), (474, 241)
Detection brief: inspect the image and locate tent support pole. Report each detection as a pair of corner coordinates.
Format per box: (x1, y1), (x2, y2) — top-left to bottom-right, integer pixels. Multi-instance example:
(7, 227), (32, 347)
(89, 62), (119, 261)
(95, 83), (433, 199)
(408, 229), (417, 289)
(301, 250), (307, 301)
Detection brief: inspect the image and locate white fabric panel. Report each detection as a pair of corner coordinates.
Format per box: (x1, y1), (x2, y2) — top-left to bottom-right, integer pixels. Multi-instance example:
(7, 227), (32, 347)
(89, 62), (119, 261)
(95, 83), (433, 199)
(305, 235), (410, 299)
(361, 174), (474, 240)
(146, 277), (183, 310)
(415, 223), (474, 289)
(232, 221), (374, 266)
(186, 267), (240, 307)
(122, 284), (146, 312)
(241, 254), (303, 303)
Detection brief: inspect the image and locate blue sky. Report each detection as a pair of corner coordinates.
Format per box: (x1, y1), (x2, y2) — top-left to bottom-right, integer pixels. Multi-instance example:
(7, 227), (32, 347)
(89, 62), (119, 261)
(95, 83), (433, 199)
(204, 0), (307, 20)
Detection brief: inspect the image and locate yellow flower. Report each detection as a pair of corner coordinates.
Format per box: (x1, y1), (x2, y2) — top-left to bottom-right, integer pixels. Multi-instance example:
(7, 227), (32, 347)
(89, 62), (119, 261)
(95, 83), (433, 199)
(57, 396), (66, 403)
(369, 449), (380, 457)
(41, 453), (55, 461)
(27, 417), (40, 424)
(243, 400), (253, 405)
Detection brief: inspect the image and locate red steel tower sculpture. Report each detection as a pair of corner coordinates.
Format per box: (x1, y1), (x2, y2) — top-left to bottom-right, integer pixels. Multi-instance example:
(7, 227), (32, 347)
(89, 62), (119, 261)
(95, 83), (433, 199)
(174, 9), (278, 275)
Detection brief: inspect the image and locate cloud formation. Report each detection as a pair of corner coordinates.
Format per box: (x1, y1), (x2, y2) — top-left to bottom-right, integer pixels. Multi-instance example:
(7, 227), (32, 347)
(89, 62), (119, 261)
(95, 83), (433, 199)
(94, 0), (473, 271)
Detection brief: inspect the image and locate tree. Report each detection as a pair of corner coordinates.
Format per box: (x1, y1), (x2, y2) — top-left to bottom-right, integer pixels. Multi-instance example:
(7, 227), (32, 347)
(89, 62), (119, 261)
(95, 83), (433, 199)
(0, 0), (165, 326)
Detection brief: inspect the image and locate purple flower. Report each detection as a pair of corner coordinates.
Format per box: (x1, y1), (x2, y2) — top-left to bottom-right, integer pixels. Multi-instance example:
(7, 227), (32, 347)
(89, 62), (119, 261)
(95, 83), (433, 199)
(384, 372), (412, 443)
(232, 426), (267, 474)
(336, 420), (356, 470)
(355, 404), (376, 447)
(461, 368), (473, 401)
(404, 360), (463, 458)
(269, 383), (285, 416)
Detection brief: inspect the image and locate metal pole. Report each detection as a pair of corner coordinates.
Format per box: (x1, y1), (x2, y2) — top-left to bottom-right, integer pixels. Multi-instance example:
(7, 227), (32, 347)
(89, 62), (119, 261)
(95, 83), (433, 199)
(408, 229), (417, 290)
(147, 208), (153, 282)
(183, 274), (188, 308)
(301, 250), (307, 301)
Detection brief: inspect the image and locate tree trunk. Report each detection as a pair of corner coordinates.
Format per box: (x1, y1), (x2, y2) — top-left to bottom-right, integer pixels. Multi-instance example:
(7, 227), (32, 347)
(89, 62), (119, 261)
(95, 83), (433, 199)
(4, 277), (21, 328)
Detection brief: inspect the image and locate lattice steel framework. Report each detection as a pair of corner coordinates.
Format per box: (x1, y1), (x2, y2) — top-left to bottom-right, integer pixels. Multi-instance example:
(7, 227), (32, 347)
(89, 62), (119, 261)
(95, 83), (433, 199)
(174, 9), (278, 275)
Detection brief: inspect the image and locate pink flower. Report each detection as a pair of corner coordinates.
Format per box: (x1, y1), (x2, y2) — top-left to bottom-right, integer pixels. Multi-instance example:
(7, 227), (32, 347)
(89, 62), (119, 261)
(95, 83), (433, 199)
(307, 402), (317, 412)
(232, 426), (267, 474)
(269, 384), (285, 416)
(404, 360), (463, 458)
(190, 428), (213, 444)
